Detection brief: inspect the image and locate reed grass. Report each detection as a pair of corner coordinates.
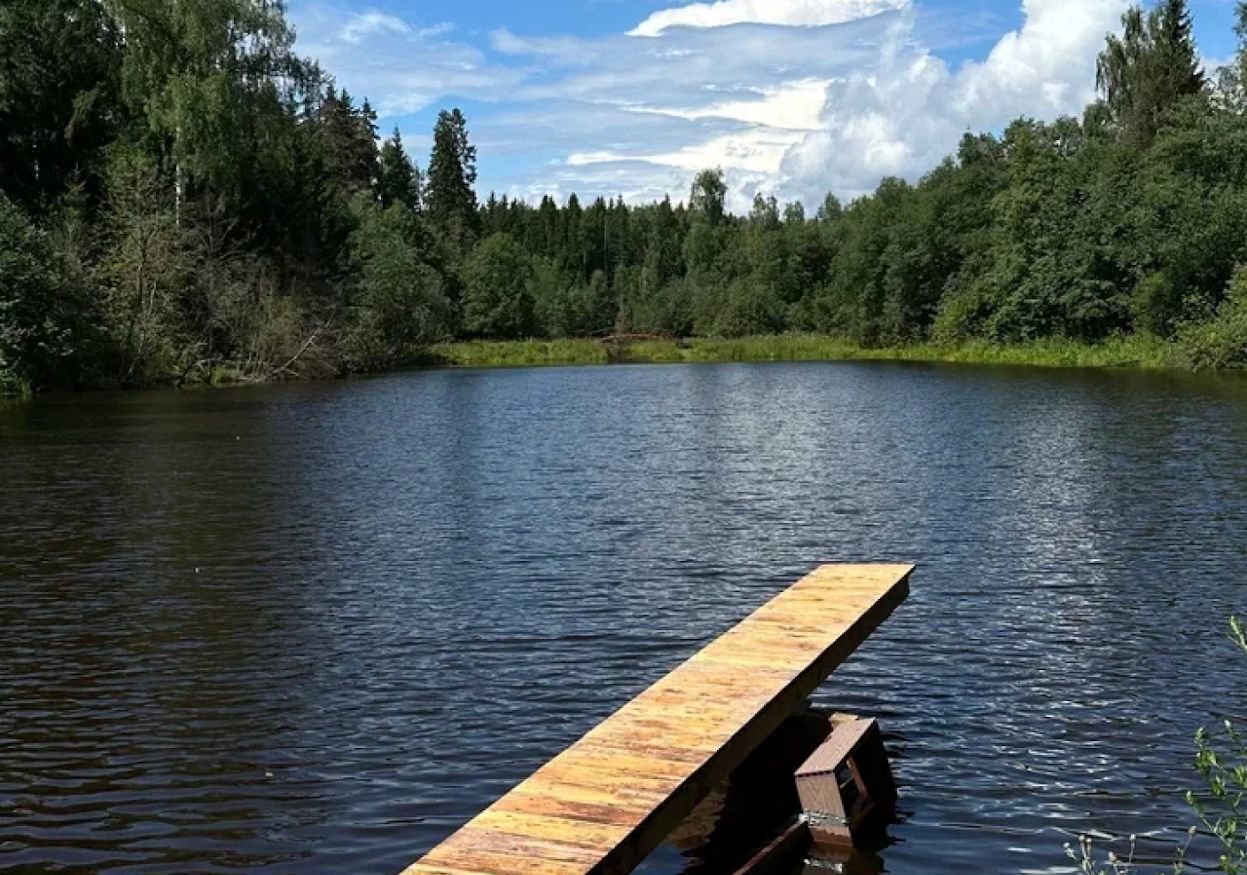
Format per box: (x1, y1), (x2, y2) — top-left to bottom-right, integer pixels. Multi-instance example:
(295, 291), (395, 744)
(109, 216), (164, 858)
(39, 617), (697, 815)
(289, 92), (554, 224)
(423, 333), (1180, 371)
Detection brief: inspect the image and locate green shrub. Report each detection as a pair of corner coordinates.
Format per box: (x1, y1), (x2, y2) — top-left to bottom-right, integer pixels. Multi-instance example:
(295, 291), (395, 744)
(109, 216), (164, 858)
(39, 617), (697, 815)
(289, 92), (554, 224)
(1187, 617), (1247, 874)
(932, 282), (995, 344)
(1177, 269), (1247, 370)
(344, 197), (450, 370)
(1133, 272), (1185, 338)
(0, 194), (100, 392)
(462, 233), (536, 339)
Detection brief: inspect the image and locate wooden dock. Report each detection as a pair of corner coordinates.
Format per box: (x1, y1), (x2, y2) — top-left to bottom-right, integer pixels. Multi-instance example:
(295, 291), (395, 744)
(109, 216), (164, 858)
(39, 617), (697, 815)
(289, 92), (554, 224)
(401, 563), (913, 875)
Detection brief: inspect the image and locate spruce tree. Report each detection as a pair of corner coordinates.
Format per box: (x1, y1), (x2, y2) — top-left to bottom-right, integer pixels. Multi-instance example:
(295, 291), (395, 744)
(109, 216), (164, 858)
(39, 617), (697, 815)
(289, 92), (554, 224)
(816, 193), (843, 222)
(377, 129), (422, 213)
(315, 88), (380, 198)
(0, 0), (122, 212)
(1156, 0), (1205, 102)
(426, 108), (479, 256)
(563, 193), (583, 276)
(642, 195), (681, 293)
(1096, 0), (1205, 144)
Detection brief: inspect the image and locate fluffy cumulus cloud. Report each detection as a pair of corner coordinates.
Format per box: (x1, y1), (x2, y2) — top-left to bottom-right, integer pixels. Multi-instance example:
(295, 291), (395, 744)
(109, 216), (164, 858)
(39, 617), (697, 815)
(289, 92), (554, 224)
(956, 0), (1131, 120)
(781, 0), (1131, 202)
(292, 0), (1132, 209)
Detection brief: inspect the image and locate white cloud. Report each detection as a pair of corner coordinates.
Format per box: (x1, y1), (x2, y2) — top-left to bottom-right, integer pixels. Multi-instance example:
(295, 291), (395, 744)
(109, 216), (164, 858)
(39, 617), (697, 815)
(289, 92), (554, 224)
(635, 78), (832, 130)
(413, 22), (457, 40)
(952, 0), (1123, 120)
(292, 0), (1132, 210)
(779, 0), (1129, 202)
(296, 4), (521, 117)
(630, 0), (908, 37)
(571, 126), (802, 174)
(340, 10), (409, 45)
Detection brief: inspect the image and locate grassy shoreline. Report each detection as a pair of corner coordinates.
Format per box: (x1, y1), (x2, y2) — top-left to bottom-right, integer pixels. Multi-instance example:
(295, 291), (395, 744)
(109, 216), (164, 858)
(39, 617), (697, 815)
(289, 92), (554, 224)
(0, 334), (1203, 399)
(423, 334), (1182, 371)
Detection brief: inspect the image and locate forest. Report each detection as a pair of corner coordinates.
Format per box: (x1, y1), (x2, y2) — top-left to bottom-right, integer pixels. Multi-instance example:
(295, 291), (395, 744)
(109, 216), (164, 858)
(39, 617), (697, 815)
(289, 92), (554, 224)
(3, 0), (1247, 394)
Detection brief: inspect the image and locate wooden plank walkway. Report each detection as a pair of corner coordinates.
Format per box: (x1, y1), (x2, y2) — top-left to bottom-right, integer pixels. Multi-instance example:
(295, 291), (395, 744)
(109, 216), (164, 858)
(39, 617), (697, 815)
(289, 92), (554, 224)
(401, 563), (913, 875)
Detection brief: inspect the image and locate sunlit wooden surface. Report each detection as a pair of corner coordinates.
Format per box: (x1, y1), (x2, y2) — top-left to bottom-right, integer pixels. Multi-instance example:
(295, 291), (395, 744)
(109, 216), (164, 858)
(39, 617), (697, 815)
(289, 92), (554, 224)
(401, 563), (913, 875)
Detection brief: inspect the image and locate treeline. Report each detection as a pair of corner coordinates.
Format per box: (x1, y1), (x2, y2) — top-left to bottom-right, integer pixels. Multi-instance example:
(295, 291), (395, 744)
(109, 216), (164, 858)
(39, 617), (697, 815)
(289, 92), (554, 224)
(3, 0), (1247, 393)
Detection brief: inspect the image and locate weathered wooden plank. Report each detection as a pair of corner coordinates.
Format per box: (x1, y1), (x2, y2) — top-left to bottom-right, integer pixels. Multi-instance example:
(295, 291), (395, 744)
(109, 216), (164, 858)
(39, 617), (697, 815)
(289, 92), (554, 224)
(401, 563), (912, 875)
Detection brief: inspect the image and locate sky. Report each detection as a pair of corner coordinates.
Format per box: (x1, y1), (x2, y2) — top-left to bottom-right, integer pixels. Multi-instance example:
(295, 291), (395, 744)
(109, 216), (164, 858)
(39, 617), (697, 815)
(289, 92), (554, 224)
(288, 0), (1242, 211)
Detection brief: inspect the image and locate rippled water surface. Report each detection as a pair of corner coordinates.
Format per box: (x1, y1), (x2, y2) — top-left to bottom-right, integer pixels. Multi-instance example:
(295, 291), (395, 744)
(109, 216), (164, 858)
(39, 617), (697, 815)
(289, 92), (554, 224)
(4, 362), (1247, 874)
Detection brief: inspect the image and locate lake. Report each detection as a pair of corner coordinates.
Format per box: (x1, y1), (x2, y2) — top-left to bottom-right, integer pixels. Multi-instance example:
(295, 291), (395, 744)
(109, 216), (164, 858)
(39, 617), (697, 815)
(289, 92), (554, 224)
(4, 361), (1247, 874)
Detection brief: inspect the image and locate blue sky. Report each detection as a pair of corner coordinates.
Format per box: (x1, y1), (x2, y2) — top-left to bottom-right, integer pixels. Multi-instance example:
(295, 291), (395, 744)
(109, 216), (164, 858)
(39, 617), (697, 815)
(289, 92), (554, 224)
(288, 0), (1241, 209)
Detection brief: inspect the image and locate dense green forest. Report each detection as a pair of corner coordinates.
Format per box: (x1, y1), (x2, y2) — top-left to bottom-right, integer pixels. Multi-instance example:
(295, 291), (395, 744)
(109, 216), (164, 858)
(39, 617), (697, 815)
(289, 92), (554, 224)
(3, 0), (1247, 393)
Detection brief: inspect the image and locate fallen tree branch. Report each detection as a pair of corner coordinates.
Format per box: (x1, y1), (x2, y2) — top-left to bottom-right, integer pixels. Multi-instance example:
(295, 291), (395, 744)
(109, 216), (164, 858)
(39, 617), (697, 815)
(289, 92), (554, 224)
(254, 327), (322, 383)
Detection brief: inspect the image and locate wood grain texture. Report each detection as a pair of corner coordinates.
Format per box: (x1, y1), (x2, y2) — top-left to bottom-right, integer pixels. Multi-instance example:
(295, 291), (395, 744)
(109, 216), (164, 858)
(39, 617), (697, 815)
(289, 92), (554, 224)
(796, 718), (876, 778)
(400, 563), (913, 875)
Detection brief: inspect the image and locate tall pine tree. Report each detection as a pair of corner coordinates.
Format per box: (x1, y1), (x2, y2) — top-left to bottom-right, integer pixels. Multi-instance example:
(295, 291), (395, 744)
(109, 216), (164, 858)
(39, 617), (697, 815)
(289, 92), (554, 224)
(0, 0), (123, 212)
(377, 129), (422, 213)
(426, 108), (479, 258)
(1096, 0), (1205, 144)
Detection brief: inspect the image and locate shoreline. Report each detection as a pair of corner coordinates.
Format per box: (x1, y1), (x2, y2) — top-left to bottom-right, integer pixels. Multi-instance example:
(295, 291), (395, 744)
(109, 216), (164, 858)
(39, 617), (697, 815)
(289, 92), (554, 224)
(420, 334), (1183, 372)
(3, 334), (1229, 400)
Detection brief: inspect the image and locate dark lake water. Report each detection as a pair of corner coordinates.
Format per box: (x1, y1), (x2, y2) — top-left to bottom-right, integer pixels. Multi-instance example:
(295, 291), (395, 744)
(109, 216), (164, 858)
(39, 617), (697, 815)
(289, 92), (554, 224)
(4, 361), (1247, 874)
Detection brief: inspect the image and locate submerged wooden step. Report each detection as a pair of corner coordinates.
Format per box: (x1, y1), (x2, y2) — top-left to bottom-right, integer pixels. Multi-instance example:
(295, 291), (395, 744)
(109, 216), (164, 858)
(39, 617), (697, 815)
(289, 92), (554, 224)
(401, 563), (913, 875)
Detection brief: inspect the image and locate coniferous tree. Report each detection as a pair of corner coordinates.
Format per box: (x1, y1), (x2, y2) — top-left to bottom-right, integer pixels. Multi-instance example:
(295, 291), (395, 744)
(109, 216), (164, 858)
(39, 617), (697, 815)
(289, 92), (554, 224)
(426, 108), (479, 257)
(816, 193), (843, 222)
(1097, 0), (1205, 144)
(563, 193), (584, 278)
(377, 129), (422, 213)
(0, 0), (123, 212)
(642, 197), (682, 292)
(316, 88), (379, 195)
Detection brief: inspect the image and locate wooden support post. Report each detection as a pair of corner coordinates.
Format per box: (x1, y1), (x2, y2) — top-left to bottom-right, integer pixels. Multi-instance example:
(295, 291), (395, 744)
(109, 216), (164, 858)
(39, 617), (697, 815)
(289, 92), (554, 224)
(730, 820), (811, 875)
(794, 717), (896, 850)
